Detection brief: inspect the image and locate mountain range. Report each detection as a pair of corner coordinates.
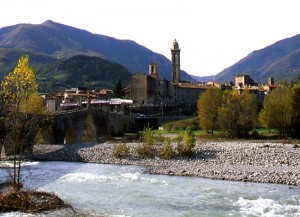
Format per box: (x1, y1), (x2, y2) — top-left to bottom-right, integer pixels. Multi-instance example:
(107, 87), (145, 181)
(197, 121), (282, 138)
(212, 34), (300, 84)
(0, 20), (192, 91)
(1, 20), (300, 90)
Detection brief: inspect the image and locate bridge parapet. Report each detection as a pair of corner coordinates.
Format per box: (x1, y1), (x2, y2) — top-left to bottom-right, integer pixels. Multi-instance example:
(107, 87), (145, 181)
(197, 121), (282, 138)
(45, 108), (135, 144)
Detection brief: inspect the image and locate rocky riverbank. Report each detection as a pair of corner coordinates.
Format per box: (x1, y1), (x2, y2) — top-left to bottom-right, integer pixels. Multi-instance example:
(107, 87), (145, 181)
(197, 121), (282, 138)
(28, 141), (300, 186)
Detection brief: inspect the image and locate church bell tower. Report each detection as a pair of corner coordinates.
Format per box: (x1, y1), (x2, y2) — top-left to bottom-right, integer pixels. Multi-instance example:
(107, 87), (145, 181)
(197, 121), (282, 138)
(171, 39), (181, 83)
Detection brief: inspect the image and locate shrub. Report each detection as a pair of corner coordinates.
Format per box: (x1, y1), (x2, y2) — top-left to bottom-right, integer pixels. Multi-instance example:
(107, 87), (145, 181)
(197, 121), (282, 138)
(141, 124), (155, 146)
(174, 134), (183, 154)
(159, 137), (175, 160)
(136, 124), (156, 158)
(177, 128), (195, 157)
(113, 143), (130, 159)
(183, 128), (196, 156)
(136, 143), (155, 158)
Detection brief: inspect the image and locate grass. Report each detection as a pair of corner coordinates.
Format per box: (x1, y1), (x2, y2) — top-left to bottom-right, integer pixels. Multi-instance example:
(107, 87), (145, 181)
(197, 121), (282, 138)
(156, 117), (297, 141)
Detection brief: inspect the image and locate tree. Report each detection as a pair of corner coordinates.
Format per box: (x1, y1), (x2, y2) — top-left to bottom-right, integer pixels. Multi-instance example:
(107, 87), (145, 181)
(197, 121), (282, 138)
(259, 87), (294, 137)
(218, 90), (258, 137)
(1, 55), (45, 189)
(238, 89), (259, 136)
(218, 90), (241, 137)
(197, 88), (222, 135)
(2, 55), (38, 105)
(292, 83), (300, 137)
(113, 79), (125, 98)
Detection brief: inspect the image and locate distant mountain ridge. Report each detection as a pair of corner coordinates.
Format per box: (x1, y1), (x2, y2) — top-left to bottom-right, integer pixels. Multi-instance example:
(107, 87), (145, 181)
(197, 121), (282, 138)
(213, 34), (300, 84)
(2, 20), (300, 87)
(0, 20), (192, 82)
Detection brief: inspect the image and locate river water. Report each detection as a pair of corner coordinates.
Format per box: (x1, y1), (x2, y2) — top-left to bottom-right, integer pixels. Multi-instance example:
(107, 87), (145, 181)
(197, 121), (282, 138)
(1, 161), (300, 217)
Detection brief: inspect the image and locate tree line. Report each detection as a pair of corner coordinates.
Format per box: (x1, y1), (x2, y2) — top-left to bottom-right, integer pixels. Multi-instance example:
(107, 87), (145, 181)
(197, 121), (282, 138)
(197, 85), (300, 138)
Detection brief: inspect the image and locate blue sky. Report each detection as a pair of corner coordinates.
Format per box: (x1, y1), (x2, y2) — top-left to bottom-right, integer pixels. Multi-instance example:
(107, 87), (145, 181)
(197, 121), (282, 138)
(1, 0), (300, 76)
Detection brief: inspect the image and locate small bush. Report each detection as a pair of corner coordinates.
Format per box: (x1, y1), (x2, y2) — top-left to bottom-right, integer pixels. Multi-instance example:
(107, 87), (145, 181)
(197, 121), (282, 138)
(183, 128), (196, 156)
(174, 134), (183, 154)
(141, 124), (155, 146)
(113, 143), (130, 159)
(136, 124), (156, 158)
(159, 138), (175, 160)
(136, 143), (155, 158)
(155, 134), (165, 143)
(177, 128), (195, 157)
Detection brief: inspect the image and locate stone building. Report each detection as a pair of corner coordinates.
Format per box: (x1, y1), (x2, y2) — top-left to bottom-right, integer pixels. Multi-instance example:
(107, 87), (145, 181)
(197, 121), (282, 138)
(235, 74), (256, 87)
(129, 39), (212, 115)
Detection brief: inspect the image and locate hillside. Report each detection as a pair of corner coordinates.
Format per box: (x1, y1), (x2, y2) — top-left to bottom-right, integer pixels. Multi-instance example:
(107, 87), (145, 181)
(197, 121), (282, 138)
(214, 34), (300, 84)
(38, 55), (131, 92)
(0, 20), (192, 82)
(0, 48), (59, 77)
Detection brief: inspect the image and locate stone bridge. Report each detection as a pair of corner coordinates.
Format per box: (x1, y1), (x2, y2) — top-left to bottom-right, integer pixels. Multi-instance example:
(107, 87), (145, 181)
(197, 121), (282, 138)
(43, 109), (136, 144)
(39, 109), (190, 145)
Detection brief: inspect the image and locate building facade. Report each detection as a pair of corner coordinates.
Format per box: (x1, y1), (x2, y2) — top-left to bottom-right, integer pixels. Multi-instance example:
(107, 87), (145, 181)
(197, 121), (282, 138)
(129, 39), (212, 115)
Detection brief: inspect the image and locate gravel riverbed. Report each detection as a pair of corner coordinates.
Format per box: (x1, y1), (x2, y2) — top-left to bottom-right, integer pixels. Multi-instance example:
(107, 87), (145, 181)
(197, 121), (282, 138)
(28, 141), (300, 186)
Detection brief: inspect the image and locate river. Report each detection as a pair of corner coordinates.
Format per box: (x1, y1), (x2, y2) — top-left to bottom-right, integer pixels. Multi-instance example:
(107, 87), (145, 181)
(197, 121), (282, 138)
(0, 161), (300, 216)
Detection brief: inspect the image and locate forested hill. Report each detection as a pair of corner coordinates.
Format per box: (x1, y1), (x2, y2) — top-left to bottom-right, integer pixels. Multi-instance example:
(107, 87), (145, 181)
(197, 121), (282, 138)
(0, 20), (193, 82)
(39, 55), (131, 92)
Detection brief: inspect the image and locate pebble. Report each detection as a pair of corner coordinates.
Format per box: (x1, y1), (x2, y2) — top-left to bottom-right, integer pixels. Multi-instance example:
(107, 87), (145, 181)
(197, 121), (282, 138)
(27, 141), (300, 187)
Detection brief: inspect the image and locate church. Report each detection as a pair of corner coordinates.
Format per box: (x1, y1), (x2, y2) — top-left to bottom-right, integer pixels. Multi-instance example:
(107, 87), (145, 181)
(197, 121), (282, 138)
(128, 39), (212, 115)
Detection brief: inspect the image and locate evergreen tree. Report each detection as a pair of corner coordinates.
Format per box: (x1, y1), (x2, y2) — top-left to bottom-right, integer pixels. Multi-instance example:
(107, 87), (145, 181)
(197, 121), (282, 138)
(113, 79), (125, 98)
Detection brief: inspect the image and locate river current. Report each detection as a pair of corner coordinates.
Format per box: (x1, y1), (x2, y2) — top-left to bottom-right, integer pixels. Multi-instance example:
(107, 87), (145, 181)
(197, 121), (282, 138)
(0, 161), (300, 216)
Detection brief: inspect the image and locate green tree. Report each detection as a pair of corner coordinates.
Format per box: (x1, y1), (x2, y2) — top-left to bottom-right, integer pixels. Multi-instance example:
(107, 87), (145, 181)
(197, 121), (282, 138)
(113, 79), (125, 98)
(197, 88), (222, 135)
(259, 87), (294, 137)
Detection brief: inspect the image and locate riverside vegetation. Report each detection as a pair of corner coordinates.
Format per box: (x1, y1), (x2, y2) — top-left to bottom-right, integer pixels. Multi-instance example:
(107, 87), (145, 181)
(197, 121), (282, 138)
(1, 55), (300, 214)
(0, 56), (71, 214)
(26, 122), (300, 187)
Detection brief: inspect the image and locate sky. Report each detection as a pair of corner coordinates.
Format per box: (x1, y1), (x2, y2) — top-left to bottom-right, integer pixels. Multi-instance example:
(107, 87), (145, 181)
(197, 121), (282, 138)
(1, 0), (300, 77)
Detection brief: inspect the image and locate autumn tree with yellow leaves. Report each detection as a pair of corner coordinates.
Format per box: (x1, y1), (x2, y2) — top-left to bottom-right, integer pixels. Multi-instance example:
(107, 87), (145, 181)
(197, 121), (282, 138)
(217, 89), (258, 137)
(1, 55), (48, 189)
(2, 55), (38, 105)
(197, 88), (222, 135)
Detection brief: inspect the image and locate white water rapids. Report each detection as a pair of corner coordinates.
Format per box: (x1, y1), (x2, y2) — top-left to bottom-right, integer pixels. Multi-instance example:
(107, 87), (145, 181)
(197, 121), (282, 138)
(1, 161), (300, 216)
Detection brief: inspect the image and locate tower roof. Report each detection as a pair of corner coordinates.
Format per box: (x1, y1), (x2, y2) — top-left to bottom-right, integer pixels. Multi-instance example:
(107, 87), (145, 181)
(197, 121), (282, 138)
(171, 39), (179, 50)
